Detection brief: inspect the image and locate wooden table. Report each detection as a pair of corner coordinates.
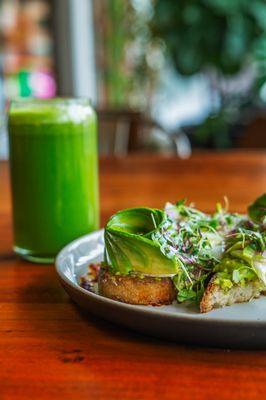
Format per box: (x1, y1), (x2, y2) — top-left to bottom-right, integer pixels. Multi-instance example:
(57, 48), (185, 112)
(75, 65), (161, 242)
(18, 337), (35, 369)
(1, 151), (266, 400)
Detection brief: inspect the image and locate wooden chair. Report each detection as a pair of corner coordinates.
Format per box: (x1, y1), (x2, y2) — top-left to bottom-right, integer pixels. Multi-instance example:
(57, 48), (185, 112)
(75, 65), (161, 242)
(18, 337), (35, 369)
(96, 107), (191, 158)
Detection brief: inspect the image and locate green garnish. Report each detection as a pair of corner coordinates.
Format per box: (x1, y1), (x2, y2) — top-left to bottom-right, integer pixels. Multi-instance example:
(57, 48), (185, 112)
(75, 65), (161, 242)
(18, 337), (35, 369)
(248, 193), (266, 225)
(214, 223), (266, 290)
(152, 201), (226, 303)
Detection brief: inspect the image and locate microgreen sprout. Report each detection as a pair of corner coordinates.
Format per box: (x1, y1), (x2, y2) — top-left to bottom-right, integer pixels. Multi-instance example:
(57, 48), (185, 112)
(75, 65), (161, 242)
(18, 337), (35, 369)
(153, 198), (265, 303)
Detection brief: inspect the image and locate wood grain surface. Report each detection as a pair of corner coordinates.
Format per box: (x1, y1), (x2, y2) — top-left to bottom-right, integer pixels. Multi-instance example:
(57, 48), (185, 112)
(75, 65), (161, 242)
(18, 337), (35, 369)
(0, 151), (266, 400)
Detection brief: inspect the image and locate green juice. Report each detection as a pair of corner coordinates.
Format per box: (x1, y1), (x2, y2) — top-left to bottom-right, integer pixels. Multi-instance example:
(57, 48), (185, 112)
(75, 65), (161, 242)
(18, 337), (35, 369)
(8, 99), (99, 262)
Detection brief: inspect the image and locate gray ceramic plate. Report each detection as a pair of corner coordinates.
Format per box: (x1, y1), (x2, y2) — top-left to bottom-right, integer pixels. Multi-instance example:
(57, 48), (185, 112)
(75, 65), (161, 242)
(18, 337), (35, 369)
(55, 230), (266, 349)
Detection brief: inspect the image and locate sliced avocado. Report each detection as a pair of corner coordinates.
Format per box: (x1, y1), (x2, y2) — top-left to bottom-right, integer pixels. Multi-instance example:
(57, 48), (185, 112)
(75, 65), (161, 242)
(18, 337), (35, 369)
(104, 208), (179, 275)
(214, 256), (258, 289)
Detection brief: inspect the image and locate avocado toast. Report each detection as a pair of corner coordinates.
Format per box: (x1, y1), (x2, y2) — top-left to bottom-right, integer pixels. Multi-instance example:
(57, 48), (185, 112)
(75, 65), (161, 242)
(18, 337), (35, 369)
(201, 194), (266, 311)
(100, 208), (178, 305)
(83, 194), (266, 312)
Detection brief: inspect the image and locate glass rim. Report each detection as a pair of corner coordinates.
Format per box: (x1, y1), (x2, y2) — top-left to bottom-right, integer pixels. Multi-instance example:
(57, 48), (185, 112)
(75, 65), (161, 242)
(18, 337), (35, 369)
(8, 97), (95, 125)
(10, 97), (92, 108)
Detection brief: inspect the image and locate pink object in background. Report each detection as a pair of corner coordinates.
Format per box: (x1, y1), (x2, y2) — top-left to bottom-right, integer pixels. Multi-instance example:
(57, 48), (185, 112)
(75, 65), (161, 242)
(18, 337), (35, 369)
(29, 71), (56, 98)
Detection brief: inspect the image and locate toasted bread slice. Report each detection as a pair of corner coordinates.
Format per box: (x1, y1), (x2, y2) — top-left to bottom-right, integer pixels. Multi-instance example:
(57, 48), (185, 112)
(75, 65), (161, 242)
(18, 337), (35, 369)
(200, 275), (263, 313)
(98, 268), (176, 306)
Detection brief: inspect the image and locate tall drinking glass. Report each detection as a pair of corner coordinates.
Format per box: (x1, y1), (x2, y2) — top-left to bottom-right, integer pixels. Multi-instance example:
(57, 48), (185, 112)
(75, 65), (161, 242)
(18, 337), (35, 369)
(8, 98), (99, 263)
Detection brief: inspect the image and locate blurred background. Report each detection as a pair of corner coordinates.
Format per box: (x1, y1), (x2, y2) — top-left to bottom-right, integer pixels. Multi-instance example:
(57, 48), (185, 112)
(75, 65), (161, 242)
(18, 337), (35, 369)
(0, 0), (266, 158)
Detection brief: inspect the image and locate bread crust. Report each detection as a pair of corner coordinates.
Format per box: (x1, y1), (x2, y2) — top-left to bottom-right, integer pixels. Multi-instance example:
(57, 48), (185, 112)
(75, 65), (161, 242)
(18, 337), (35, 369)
(98, 268), (176, 306)
(200, 275), (263, 313)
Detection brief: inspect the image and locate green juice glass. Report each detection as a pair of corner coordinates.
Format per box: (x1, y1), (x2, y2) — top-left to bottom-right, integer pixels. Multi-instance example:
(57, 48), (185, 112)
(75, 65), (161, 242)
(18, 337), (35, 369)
(8, 98), (99, 263)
